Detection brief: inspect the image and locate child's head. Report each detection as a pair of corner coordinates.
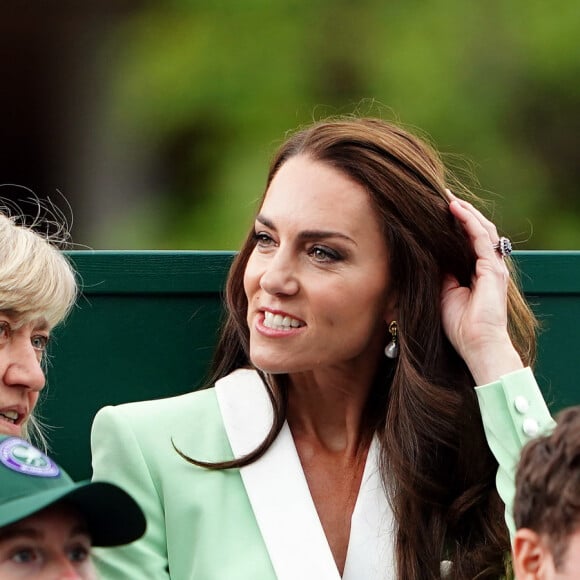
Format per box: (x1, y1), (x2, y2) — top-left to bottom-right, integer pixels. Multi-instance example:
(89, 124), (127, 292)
(0, 436), (145, 578)
(0, 502), (96, 579)
(513, 406), (580, 579)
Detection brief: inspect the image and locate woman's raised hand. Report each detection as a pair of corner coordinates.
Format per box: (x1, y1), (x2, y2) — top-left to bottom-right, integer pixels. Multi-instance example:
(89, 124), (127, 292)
(440, 191), (524, 385)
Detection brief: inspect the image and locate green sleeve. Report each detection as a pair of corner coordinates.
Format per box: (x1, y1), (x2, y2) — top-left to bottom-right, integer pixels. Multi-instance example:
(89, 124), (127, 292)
(475, 367), (556, 539)
(91, 405), (170, 580)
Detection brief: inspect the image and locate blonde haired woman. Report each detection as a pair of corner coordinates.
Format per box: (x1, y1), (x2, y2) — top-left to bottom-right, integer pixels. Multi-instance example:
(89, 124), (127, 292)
(0, 207), (77, 448)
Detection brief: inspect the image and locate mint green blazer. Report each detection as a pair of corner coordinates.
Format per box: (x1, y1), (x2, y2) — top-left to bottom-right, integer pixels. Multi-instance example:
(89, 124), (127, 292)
(91, 368), (553, 579)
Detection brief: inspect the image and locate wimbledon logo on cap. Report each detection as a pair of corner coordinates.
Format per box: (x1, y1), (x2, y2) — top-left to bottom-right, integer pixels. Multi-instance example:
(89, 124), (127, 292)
(0, 437), (60, 477)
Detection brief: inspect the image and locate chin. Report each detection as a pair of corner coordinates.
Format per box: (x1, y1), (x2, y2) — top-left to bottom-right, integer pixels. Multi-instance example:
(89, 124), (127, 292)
(252, 362), (288, 375)
(250, 354), (293, 375)
(0, 422), (23, 438)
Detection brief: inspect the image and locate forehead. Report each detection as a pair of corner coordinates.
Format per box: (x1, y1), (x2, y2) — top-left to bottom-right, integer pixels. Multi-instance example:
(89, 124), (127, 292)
(263, 155), (381, 235)
(0, 503), (89, 542)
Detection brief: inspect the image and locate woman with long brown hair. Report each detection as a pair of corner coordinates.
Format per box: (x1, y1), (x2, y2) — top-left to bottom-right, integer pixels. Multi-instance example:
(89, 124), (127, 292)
(91, 117), (553, 579)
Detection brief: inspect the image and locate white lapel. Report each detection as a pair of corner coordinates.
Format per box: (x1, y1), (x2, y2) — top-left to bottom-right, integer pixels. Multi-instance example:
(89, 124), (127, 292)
(216, 369), (394, 580)
(216, 369), (340, 580)
(343, 438), (394, 579)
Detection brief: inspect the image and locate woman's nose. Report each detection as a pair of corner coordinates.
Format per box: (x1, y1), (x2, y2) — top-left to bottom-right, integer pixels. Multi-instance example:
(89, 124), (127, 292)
(259, 252), (300, 296)
(3, 340), (46, 392)
(55, 558), (86, 579)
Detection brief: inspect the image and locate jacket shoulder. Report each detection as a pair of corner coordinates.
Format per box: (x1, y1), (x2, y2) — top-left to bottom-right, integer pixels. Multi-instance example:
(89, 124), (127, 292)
(104, 387), (218, 422)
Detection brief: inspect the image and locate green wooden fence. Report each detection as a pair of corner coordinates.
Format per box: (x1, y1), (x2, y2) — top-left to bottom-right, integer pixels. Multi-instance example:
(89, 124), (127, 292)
(42, 251), (580, 480)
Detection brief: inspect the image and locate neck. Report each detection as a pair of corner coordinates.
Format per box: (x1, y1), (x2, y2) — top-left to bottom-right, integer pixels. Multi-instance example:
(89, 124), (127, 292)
(286, 368), (376, 455)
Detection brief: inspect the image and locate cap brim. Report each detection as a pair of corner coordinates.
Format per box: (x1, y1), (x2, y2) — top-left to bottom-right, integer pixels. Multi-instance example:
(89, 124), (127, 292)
(0, 480), (146, 547)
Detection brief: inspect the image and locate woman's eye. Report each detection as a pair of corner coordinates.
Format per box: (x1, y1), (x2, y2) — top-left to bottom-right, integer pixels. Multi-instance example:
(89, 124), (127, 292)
(253, 232), (275, 247)
(309, 246), (341, 262)
(10, 547), (39, 564)
(67, 544), (91, 563)
(31, 335), (49, 352)
(0, 321), (11, 343)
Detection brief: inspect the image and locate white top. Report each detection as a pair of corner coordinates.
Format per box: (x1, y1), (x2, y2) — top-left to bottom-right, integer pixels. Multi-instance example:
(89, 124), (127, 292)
(215, 369), (394, 580)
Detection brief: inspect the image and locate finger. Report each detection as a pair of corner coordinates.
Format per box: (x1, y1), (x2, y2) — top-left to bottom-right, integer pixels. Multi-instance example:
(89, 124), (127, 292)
(444, 188), (455, 202)
(446, 189), (499, 244)
(464, 204), (499, 244)
(449, 200), (503, 264)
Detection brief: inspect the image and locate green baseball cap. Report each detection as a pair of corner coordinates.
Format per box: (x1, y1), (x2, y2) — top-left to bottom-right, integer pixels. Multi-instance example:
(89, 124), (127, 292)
(0, 436), (146, 546)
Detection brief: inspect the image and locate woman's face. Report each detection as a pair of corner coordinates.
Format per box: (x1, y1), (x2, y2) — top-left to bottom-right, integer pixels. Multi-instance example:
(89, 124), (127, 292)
(244, 155), (395, 377)
(0, 313), (48, 437)
(0, 503), (95, 579)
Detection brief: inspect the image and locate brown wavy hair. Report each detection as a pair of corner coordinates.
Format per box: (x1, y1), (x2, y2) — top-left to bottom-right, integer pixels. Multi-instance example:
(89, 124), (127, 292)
(181, 117), (538, 578)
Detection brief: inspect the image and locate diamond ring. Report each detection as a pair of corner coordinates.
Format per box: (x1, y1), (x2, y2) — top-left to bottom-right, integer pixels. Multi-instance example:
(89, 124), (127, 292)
(493, 236), (512, 257)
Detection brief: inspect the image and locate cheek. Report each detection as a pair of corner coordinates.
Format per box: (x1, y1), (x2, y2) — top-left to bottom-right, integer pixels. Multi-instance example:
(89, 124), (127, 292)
(243, 255), (261, 298)
(242, 268), (254, 302)
(364, 274), (393, 323)
(338, 277), (390, 320)
(81, 559), (98, 579)
(329, 283), (391, 342)
(28, 391), (41, 408)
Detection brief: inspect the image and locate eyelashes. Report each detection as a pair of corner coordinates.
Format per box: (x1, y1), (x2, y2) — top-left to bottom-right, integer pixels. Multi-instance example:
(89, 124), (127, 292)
(252, 231), (344, 264)
(307, 246), (343, 263)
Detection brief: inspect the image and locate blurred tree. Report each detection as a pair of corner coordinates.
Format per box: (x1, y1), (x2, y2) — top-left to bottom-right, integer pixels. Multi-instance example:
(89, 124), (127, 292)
(83, 0), (579, 249)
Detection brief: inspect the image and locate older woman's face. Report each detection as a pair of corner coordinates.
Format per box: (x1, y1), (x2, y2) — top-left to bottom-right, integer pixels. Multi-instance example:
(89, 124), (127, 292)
(244, 155), (395, 377)
(0, 313), (48, 437)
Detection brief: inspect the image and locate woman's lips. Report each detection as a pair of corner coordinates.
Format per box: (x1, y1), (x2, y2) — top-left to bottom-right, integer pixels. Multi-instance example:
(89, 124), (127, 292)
(0, 409), (25, 436)
(262, 310), (305, 331)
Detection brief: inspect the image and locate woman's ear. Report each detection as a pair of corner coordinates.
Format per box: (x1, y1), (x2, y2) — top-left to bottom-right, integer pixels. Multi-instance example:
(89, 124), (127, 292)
(512, 528), (554, 579)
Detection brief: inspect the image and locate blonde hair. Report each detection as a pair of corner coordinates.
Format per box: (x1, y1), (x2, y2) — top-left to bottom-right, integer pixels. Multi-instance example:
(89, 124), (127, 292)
(0, 209), (78, 448)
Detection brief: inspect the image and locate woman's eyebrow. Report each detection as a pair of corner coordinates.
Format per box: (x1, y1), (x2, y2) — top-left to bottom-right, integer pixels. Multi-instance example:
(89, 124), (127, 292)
(33, 318), (50, 331)
(0, 527), (42, 542)
(297, 230), (356, 244)
(255, 214), (275, 229)
(70, 523), (91, 538)
(255, 214), (356, 244)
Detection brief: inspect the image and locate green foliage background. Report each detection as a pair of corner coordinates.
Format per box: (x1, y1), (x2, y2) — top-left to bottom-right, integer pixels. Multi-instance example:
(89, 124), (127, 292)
(95, 0), (579, 250)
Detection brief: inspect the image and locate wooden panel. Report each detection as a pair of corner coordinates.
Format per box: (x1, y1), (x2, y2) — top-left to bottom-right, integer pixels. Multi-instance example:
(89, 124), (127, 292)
(42, 251), (580, 480)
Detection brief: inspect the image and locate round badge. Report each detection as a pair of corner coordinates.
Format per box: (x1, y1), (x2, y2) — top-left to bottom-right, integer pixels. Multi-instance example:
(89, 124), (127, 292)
(0, 438), (60, 477)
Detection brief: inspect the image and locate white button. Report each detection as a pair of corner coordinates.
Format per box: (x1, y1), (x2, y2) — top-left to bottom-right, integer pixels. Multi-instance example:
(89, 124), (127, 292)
(514, 396), (530, 414)
(522, 418), (539, 437)
(440, 560), (452, 577)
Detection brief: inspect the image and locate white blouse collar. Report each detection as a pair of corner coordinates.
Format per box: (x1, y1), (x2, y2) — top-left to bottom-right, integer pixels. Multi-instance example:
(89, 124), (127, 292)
(215, 368), (394, 580)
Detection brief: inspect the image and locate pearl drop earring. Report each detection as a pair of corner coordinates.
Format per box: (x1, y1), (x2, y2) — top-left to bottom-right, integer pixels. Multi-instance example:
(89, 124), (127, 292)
(384, 321), (399, 359)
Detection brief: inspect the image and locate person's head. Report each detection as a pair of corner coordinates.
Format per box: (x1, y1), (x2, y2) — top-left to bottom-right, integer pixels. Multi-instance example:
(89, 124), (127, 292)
(0, 210), (77, 446)
(210, 117), (538, 577)
(217, 117), (535, 380)
(513, 407), (580, 579)
(243, 153), (394, 377)
(0, 435), (146, 579)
